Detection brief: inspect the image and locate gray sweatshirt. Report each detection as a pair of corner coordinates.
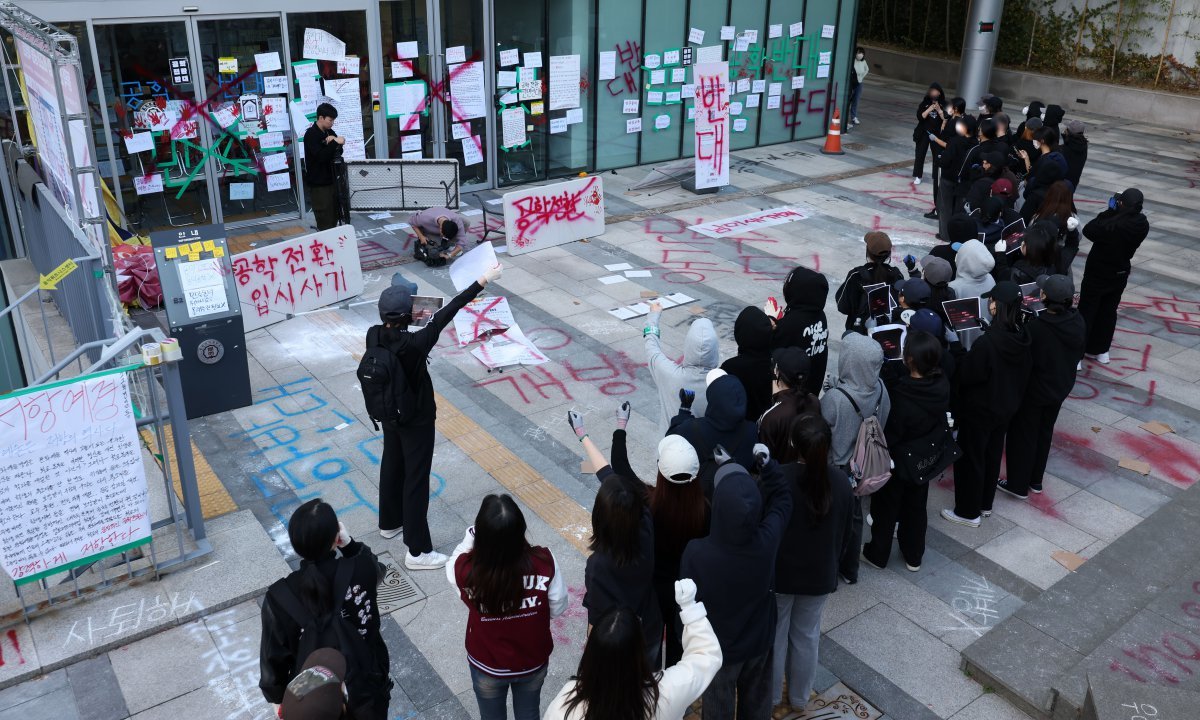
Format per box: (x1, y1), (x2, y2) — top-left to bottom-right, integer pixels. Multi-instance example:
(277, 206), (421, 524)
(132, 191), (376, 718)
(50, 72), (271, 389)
(948, 240), (996, 300)
(645, 310), (720, 437)
(820, 333), (891, 467)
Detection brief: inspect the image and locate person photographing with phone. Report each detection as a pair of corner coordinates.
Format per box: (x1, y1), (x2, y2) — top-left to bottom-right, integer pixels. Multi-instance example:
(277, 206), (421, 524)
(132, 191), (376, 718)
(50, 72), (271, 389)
(303, 103), (346, 231)
(913, 83), (946, 192)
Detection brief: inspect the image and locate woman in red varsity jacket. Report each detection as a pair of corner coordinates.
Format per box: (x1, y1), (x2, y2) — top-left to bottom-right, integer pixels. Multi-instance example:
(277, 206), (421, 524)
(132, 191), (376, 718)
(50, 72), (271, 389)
(446, 494), (568, 720)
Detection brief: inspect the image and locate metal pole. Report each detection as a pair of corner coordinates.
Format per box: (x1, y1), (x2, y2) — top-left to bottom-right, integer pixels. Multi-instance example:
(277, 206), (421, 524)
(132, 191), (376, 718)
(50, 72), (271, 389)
(956, 0), (1004, 110)
(160, 362), (207, 541)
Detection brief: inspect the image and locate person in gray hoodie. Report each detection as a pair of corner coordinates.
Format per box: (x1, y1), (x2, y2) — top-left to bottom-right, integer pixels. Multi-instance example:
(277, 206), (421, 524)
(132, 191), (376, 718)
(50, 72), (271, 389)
(820, 333), (890, 584)
(644, 304), (720, 436)
(948, 239), (996, 300)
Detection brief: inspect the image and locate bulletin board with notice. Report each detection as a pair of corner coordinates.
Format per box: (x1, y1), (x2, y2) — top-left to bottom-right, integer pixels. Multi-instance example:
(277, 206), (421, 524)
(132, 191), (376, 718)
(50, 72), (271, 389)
(150, 224), (251, 418)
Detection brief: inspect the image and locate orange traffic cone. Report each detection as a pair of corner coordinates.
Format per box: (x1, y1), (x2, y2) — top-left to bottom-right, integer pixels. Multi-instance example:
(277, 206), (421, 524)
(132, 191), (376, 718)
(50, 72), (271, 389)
(821, 108), (845, 155)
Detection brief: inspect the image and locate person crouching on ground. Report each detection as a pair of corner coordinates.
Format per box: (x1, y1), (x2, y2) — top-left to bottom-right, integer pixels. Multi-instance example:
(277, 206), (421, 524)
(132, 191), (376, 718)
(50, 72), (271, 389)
(410, 207), (469, 265)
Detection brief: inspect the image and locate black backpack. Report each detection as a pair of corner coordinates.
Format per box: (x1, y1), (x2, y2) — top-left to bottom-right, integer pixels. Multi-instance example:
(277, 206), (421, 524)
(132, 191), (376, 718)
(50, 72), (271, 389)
(269, 561), (386, 711)
(357, 326), (414, 429)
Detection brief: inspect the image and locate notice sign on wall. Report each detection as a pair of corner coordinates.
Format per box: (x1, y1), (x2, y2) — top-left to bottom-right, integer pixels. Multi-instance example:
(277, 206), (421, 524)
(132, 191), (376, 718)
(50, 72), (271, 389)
(0, 370), (151, 585)
(231, 226), (364, 331)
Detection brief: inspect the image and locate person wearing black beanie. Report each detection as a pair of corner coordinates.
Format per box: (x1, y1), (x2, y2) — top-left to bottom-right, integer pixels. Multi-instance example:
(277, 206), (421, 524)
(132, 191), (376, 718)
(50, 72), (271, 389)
(936, 114), (978, 240)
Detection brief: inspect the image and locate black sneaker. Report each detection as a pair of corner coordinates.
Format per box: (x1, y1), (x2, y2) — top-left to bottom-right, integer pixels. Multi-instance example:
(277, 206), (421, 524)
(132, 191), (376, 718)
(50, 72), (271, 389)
(861, 549), (886, 570)
(1030, 484), (1044, 494)
(839, 573), (858, 585)
(923, 210), (939, 219)
(997, 480), (1029, 500)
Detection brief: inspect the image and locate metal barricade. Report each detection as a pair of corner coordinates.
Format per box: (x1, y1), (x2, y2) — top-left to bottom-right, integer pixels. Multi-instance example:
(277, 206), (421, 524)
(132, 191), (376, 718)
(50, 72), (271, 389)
(343, 158), (461, 211)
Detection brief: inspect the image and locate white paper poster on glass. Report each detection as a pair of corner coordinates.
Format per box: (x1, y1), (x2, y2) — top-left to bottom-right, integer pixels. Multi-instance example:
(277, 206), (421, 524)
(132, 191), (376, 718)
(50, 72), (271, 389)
(303, 28), (346, 61)
(178, 257), (230, 318)
(386, 81), (428, 118)
(267, 172), (292, 192)
(0, 372), (152, 584)
(518, 71), (542, 101)
(524, 52), (543, 68)
(598, 51), (616, 81)
(499, 48), (519, 67)
(448, 62), (487, 120)
(462, 136), (484, 166)
(255, 52), (282, 72)
(264, 75), (289, 94)
(230, 182), (255, 201)
(688, 28), (705, 44)
(396, 41), (419, 59)
(693, 61), (729, 190)
(337, 57), (360, 75)
(134, 174), (164, 195)
(262, 153), (289, 173)
(446, 45), (467, 64)
(626, 118), (642, 133)
(501, 107), (526, 148)
(548, 55), (581, 111)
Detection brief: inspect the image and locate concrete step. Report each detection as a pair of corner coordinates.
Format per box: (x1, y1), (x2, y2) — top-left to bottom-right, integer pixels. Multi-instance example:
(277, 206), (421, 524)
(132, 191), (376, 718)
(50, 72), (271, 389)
(1083, 672), (1200, 720)
(960, 476), (1200, 719)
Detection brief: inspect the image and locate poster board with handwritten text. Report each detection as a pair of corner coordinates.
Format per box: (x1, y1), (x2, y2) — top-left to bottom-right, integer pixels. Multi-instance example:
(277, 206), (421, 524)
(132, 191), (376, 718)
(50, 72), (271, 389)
(231, 226), (364, 332)
(502, 176), (605, 255)
(0, 368), (151, 585)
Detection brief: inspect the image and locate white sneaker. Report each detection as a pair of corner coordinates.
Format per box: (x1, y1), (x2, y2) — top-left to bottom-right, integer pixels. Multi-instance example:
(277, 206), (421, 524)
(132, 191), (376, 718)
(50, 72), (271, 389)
(940, 508), (981, 528)
(866, 513), (873, 527)
(1077, 361), (1082, 371)
(853, 117), (861, 125)
(912, 177), (923, 186)
(1096, 352), (1111, 365)
(380, 527), (403, 539)
(405, 551), (448, 570)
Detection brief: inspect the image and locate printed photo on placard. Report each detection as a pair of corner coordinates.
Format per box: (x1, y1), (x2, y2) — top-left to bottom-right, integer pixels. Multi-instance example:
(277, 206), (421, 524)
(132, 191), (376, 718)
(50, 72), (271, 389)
(409, 296), (445, 327)
(1019, 282), (1045, 315)
(943, 298), (984, 332)
(870, 324), (907, 361)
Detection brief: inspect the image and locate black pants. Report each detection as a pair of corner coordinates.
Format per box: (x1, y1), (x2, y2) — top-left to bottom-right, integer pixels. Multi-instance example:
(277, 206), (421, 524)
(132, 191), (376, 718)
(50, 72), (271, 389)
(937, 179), (957, 239)
(838, 494), (864, 582)
(863, 478), (929, 568)
(379, 422), (436, 555)
(930, 147), (942, 204)
(308, 183), (339, 230)
(1004, 402), (1062, 494)
(1077, 271), (1129, 355)
(953, 414), (1008, 519)
(913, 135), (931, 179)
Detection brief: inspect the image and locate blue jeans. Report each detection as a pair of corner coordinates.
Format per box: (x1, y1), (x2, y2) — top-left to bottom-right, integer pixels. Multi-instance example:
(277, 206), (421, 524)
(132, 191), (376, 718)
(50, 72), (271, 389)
(469, 664), (547, 720)
(849, 83), (863, 119)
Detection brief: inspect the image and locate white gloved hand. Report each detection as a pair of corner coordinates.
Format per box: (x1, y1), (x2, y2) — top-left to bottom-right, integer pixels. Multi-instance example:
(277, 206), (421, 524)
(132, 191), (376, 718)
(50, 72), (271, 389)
(480, 263), (503, 285)
(1066, 215), (1079, 231)
(752, 443), (770, 470)
(994, 238), (1006, 253)
(675, 578), (707, 624)
(336, 521), (352, 548)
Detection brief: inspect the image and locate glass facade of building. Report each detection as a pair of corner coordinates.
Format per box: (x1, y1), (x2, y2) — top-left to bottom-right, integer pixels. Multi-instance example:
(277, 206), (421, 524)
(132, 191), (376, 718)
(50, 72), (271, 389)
(23, 0), (857, 232)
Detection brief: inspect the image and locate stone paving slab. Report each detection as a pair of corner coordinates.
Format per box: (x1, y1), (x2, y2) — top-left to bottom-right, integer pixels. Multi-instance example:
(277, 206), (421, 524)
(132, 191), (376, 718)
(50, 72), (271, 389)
(1082, 672), (1200, 720)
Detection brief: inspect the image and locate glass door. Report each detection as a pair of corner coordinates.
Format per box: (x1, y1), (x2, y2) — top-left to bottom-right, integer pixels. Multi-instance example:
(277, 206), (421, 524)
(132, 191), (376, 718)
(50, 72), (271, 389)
(93, 21), (213, 233)
(439, 0), (491, 187)
(196, 16), (301, 226)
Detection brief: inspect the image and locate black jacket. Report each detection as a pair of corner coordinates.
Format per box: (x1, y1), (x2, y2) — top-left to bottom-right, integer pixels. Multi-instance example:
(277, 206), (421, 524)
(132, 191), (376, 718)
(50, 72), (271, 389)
(1062, 134), (1088, 189)
(1082, 206), (1150, 279)
(757, 389), (821, 461)
(772, 266), (830, 395)
(670, 375), (759, 498)
(1022, 151), (1068, 222)
(938, 134), (978, 187)
(916, 84), (946, 136)
(1006, 259), (1057, 285)
(774, 462), (853, 596)
(303, 124), (342, 186)
(1025, 309), (1086, 406)
(585, 472), (662, 657)
(836, 262), (903, 333)
(374, 282), (484, 425)
(259, 540), (388, 705)
(956, 323), (1033, 422)
(722, 307), (775, 422)
(681, 461), (793, 664)
(885, 374), (951, 446)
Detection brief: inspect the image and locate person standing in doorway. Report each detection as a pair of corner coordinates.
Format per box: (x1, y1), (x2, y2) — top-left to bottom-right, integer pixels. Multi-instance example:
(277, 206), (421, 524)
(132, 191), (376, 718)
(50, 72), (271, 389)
(369, 262), (503, 570)
(848, 48), (869, 127)
(303, 103), (345, 231)
(1078, 189), (1149, 365)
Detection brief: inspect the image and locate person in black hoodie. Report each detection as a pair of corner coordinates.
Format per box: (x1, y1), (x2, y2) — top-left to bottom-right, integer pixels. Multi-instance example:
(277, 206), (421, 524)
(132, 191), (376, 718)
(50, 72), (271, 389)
(964, 151), (1007, 213)
(681, 452), (792, 720)
(913, 82), (947, 187)
(770, 415), (852, 717)
(942, 282), (1033, 527)
(1005, 221), (1059, 285)
(1078, 188), (1150, 363)
(758, 348), (821, 459)
(1015, 101), (1045, 140)
(722, 307), (775, 422)
(1010, 116), (1043, 180)
(1042, 104), (1065, 135)
(999, 275), (1086, 499)
(371, 263), (502, 569)
(260, 500), (391, 718)
(1061, 119), (1088, 190)
(837, 232), (904, 334)
(671, 373), (760, 499)
(937, 114), (978, 240)
(771, 265), (830, 395)
(863, 331), (950, 571)
(1020, 127), (1068, 222)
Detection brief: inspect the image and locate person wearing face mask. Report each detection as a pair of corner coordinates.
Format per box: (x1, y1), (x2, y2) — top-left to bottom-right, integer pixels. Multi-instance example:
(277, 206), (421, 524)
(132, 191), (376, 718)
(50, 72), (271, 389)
(978, 95), (1002, 121)
(849, 47), (869, 126)
(913, 83), (946, 188)
(925, 97), (967, 219)
(1077, 189), (1150, 365)
(936, 113), (978, 240)
(1010, 116), (1042, 179)
(1015, 101), (1045, 139)
(1019, 128), (1067, 221)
